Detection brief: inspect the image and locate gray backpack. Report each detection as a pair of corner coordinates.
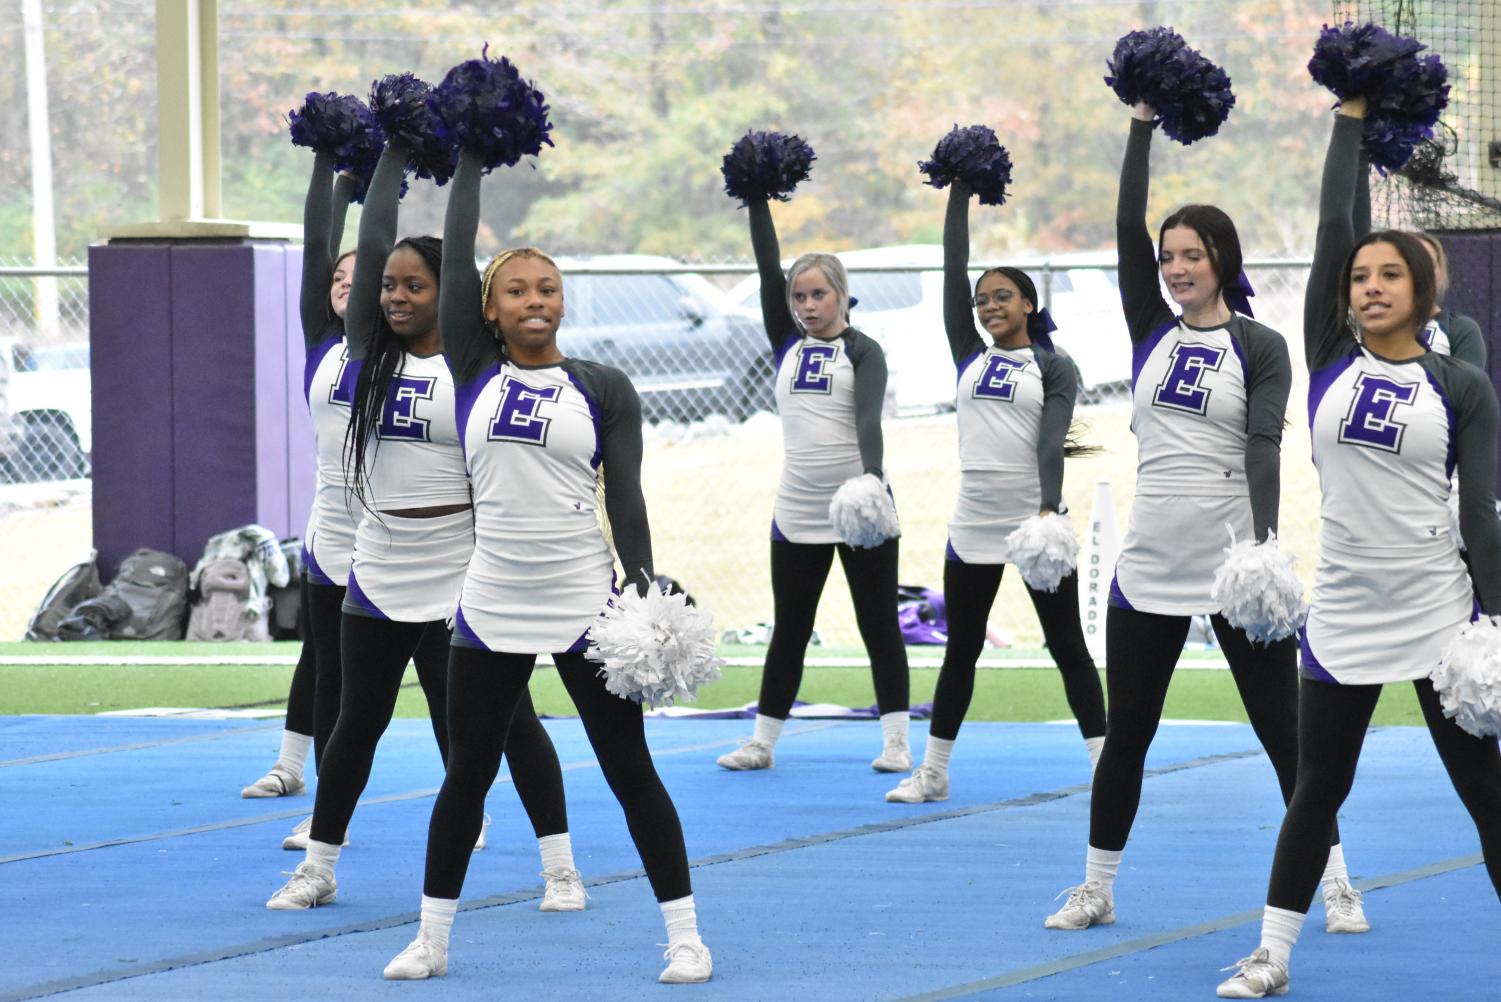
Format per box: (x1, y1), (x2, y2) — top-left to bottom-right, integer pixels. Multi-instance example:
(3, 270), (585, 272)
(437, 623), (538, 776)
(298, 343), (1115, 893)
(105, 548), (189, 640)
(26, 552), (103, 641)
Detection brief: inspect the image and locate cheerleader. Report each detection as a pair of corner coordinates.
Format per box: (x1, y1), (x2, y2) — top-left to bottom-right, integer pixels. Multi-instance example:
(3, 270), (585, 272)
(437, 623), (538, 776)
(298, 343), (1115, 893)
(715, 193), (912, 773)
(1045, 103), (1362, 933)
(380, 147), (711, 983)
(1350, 161), (1486, 367)
(267, 137), (582, 912)
(885, 178), (1106, 804)
(1215, 97), (1501, 1000)
(241, 154), (355, 806)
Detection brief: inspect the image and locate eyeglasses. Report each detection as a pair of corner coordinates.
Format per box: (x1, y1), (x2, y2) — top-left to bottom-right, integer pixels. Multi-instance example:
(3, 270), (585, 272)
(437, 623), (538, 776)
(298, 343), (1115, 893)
(971, 291), (1017, 308)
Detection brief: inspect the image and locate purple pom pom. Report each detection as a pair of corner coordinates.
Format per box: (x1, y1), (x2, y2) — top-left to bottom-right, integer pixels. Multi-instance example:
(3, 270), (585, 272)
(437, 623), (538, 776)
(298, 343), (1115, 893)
(288, 92), (372, 157)
(721, 131), (816, 205)
(1308, 23), (1450, 173)
(1104, 27), (1235, 145)
(370, 73), (458, 186)
(430, 46), (554, 173)
(917, 125), (1013, 206)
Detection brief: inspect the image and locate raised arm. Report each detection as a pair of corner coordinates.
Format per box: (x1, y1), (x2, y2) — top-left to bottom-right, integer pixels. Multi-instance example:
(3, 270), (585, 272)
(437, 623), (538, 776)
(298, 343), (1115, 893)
(942, 182), (986, 366)
(299, 151), (340, 350)
(1243, 332), (1292, 541)
(1352, 145), (1371, 238)
(344, 143), (408, 361)
(747, 200), (796, 351)
(1035, 350), (1078, 514)
(1305, 106), (1366, 372)
(1452, 366), (1501, 614)
(1117, 110), (1176, 341)
(848, 334), (887, 477)
(440, 150), (496, 385)
(328, 174), (354, 261)
(597, 370), (654, 596)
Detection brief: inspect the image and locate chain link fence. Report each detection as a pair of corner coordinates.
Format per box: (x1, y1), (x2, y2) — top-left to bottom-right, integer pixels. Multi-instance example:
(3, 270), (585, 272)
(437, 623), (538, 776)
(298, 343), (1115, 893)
(0, 256), (1326, 648)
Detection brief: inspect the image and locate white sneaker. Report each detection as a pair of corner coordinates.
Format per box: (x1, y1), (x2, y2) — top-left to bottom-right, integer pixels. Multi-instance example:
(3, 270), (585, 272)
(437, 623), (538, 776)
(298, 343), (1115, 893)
(473, 813), (491, 852)
(1043, 881), (1115, 930)
(1216, 948), (1289, 998)
(266, 861), (336, 910)
(281, 816), (350, 851)
(871, 736), (912, 773)
(384, 932), (448, 980)
(242, 764), (305, 799)
(658, 940), (713, 984)
(539, 867), (588, 912)
(884, 764), (948, 803)
(716, 739), (773, 771)
(1323, 878), (1370, 933)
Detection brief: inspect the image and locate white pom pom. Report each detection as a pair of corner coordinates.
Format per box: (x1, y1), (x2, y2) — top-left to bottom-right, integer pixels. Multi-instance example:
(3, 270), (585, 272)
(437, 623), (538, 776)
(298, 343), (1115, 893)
(1210, 528), (1307, 644)
(828, 474), (900, 549)
(1432, 616), (1501, 738)
(1004, 513), (1079, 592)
(586, 581), (725, 708)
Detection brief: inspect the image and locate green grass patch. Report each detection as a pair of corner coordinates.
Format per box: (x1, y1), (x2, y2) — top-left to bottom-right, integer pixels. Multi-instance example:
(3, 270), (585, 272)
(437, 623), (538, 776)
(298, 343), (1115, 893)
(0, 661), (1424, 726)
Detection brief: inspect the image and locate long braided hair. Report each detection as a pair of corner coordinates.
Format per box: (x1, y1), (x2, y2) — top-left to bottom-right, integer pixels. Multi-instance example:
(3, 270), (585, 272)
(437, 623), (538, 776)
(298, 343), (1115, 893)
(343, 235), (444, 516)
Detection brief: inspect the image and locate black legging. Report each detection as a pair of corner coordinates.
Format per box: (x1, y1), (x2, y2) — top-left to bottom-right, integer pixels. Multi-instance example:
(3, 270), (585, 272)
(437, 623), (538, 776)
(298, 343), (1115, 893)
(424, 648), (691, 903)
(758, 537), (910, 719)
(1268, 675), (1501, 910)
(282, 577), (317, 747)
(930, 562), (1106, 742)
(309, 615), (568, 846)
(1088, 604), (1337, 851)
(289, 580), (346, 771)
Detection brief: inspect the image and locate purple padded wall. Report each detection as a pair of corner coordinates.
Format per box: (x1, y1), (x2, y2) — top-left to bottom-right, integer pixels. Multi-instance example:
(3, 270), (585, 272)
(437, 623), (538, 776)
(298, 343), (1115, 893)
(90, 239), (316, 575)
(1435, 230), (1501, 492)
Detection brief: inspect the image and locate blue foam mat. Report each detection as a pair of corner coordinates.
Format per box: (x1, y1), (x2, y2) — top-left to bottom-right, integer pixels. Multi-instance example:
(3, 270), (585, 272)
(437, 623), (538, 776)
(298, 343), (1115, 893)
(2, 716), (1496, 1000)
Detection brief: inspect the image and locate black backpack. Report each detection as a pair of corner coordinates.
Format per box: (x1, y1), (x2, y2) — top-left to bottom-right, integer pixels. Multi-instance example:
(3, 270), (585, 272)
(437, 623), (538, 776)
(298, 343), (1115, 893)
(26, 553), (102, 641)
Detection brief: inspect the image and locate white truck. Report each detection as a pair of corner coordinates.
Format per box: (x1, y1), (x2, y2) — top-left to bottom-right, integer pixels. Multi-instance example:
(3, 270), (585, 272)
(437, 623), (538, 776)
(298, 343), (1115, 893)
(0, 337), (91, 482)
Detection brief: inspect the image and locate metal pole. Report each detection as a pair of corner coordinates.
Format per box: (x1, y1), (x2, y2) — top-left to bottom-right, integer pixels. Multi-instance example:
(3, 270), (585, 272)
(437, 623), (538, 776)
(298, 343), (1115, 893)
(22, 0), (60, 339)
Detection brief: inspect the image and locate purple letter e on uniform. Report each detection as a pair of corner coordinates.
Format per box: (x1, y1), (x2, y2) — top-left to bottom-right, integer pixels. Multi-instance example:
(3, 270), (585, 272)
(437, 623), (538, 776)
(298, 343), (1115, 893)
(1338, 373), (1419, 453)
(791, 343), (839, 394)
(489, 376), (563, 446)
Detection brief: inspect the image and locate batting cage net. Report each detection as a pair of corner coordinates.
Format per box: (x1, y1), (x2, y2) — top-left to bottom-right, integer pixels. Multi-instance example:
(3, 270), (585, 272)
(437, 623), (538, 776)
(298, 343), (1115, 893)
(1337, 1), (1501, 231)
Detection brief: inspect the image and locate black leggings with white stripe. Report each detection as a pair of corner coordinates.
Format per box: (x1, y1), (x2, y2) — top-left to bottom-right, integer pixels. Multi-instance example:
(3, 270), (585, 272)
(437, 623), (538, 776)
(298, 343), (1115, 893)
(1267, 675), (1501, 910)
(758, 537), (910, 719)
(308, 616), (568, 847)
(929, 562), (1106, 742)
(423, 648), (691, 903)
(1088, 604), (1337, 852)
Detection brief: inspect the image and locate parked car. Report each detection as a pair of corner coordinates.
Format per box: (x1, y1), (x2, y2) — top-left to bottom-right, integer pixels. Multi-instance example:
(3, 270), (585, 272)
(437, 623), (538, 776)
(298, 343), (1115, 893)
(0, 338), (91, 481)
(551, 255), (775, 423)
(728, 246), (1133, 412)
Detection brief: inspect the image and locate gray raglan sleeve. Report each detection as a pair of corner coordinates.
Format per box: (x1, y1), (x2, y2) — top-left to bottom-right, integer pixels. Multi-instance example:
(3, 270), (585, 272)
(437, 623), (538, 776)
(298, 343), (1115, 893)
(1036, 350), (1076, 513)
(748, 200), (796, 353)
(1306, 115), (1363, 373)
(1449, 363), (1501, 614)
(595, 366), (655, 596)
(329, 174), (354, 263)
(1447, 312), (1488, 371)
(942, 183), (985, 366)
(847, 333), (887, 477)
(440, 150), (499, 385)
(344, 143), (408, 361)
(299, 152), (338, 350)
(1117, 118), (1177, 342)
(1243, 329), (1292, 541)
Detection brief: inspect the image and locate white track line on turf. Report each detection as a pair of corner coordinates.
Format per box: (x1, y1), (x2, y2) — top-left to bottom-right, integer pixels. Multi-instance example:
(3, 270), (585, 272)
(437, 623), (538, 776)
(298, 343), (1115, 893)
(0, 721), (847, 865)
(0, 655), (1232, 668)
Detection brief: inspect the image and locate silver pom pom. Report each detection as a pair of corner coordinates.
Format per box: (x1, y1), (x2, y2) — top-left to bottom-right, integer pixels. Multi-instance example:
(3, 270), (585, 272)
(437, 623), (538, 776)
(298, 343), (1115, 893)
(1005, 513), (1079, 592)
(586, 581), (725, 707)
(829, 474), (900, 549)
(1211, 529), (1307, 644)
(1432, 617), (1501, 738)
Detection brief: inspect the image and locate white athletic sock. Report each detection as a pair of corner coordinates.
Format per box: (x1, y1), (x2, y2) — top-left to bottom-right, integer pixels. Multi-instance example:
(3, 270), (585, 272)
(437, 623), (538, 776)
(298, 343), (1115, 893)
(923, 736), (955, 774)
(1084, 845), (1122, 897)
(1319, 843), (1348, 888)
(420, 895), (459, 949)
(305, 838), (341, 872)
(1258, 905), (1306, 970)
(277, 731), (312, 777)
(538, 832), (575, 872)
(880, 711), (910, 746)
(659, 894), (701, 948)
(752, 714), (785, 748)
(1084, 735), (1105, 770)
